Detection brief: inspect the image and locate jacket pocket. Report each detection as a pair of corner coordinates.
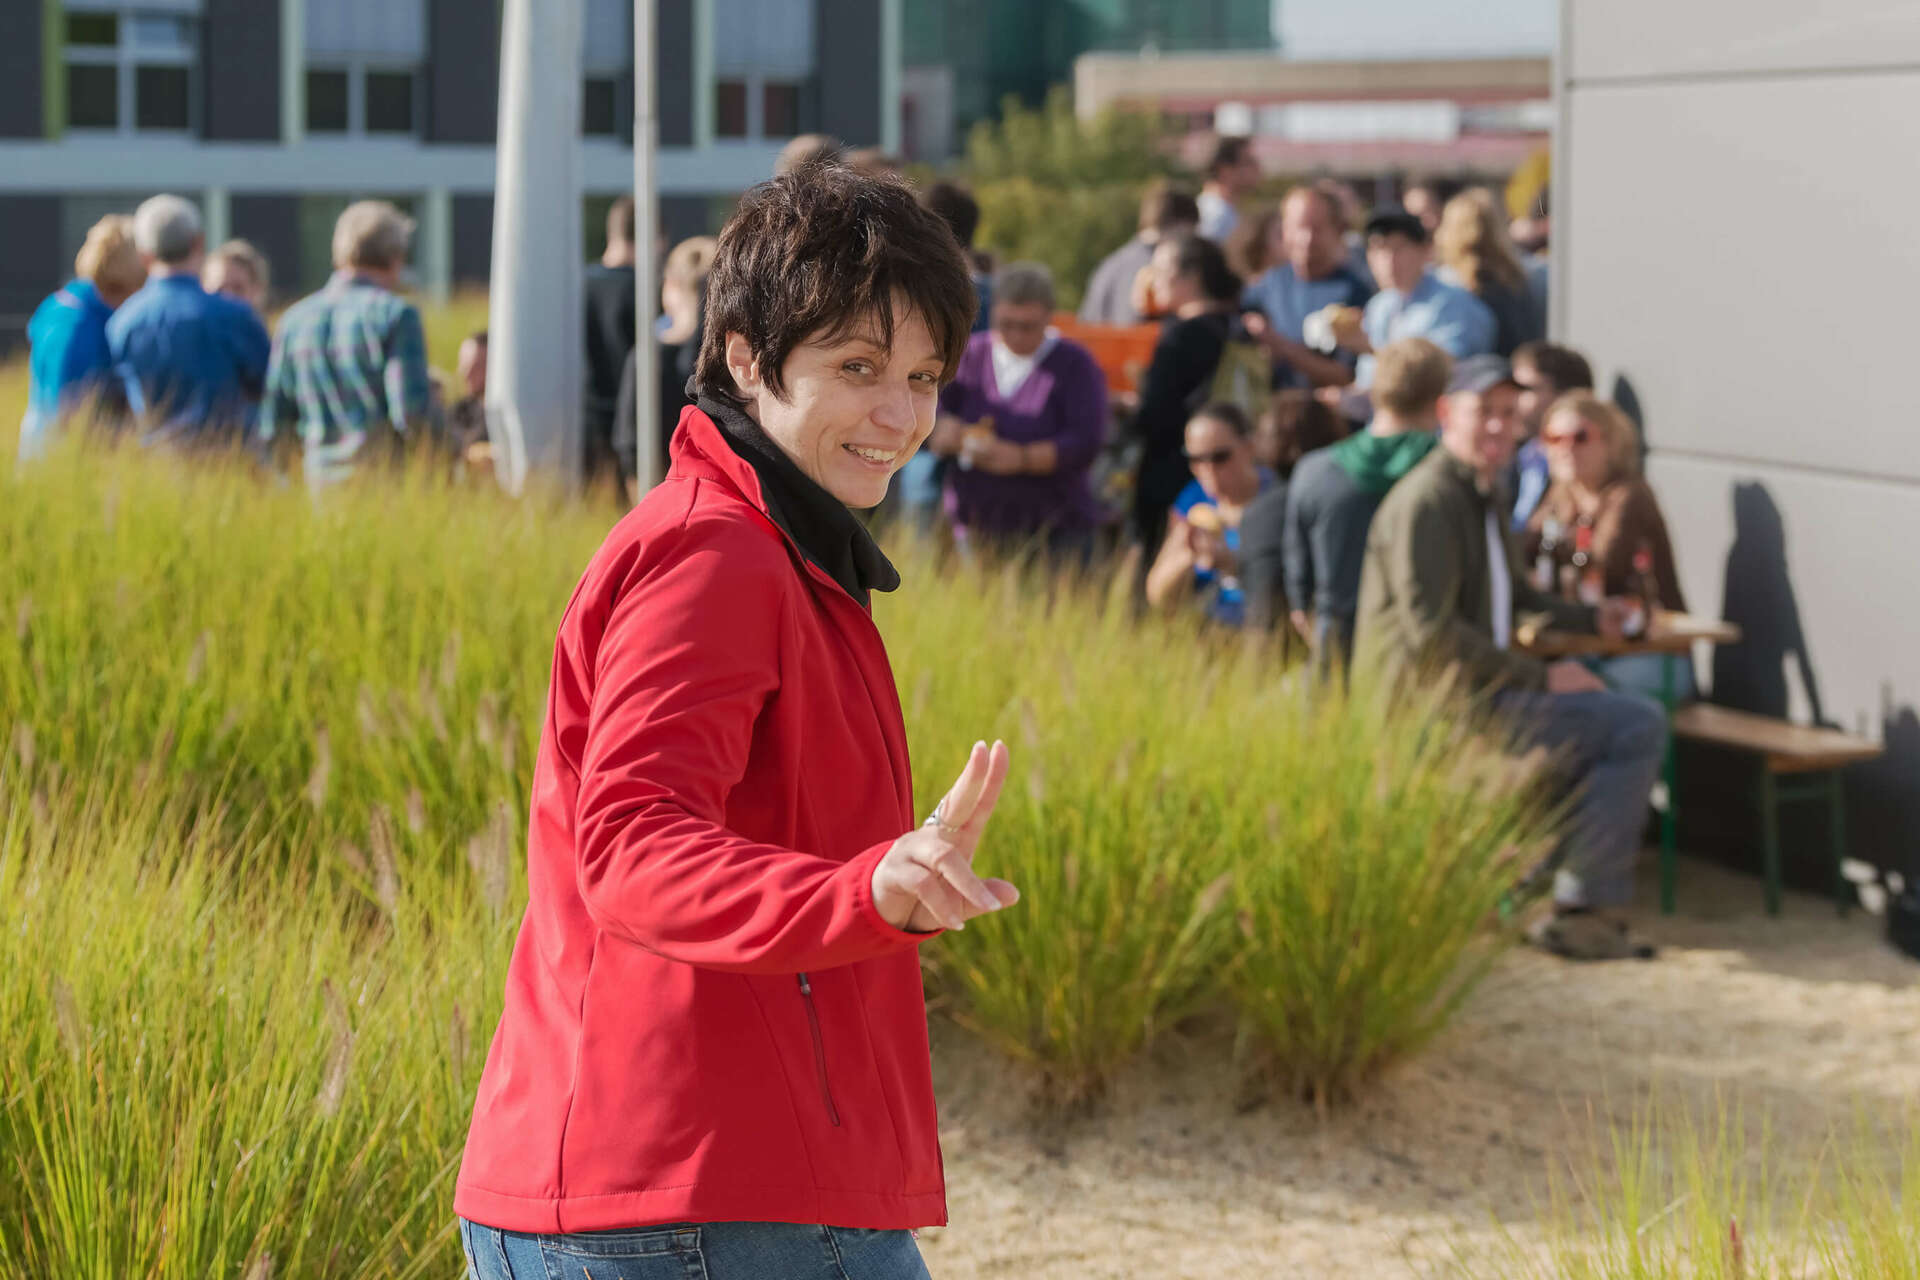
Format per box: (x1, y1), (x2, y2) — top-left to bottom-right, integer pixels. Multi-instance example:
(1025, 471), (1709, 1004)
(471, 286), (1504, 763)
(796, 972), (842, 1127)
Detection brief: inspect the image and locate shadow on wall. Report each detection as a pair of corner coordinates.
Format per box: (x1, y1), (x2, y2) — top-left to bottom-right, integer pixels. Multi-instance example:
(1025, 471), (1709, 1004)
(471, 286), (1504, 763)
(1694, 480), (1916, 876)
(1712, 482), (1822, 722)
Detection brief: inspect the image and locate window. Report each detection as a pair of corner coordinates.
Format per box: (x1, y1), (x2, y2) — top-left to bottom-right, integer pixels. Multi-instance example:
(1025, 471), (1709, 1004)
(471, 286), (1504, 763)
(306, 0), (425, 138)
(305, 69), (349, 132)
(712, 0), (817, 140)
(581, 0), (627, 138)
(582, 78), (618, 137)
(762, 81), (801, 139)
(63, 5), (198, 135)
(715, 80), (748, 139)
(363, 71), (416, 133)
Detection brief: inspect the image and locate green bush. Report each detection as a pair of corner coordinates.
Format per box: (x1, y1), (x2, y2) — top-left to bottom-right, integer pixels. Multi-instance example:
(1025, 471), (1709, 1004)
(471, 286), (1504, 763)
(962, 88), (1179, 310)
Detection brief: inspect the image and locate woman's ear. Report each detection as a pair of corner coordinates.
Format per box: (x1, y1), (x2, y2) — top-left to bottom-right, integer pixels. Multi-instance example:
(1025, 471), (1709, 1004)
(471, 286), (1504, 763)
(724, 332), (759, 400)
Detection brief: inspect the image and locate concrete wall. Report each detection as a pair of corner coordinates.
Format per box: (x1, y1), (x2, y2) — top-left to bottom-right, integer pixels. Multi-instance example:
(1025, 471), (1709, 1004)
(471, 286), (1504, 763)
(1559, 1), (1920, 864)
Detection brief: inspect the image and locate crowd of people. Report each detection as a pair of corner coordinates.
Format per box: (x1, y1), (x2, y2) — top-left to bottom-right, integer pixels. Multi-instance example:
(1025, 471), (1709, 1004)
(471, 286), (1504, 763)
(16, 134), (1687, 960)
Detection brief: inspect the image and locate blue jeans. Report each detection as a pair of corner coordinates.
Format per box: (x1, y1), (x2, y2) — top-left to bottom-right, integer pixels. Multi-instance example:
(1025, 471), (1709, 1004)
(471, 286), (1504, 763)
(459, 1219), (931, 1280)
(1591, 652), (1696, 706)
(1492, 687), (1667, 910)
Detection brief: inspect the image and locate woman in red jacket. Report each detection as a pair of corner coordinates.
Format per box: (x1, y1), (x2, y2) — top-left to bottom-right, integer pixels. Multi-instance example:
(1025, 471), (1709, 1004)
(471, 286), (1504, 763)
(455, 168), (1020, 1278)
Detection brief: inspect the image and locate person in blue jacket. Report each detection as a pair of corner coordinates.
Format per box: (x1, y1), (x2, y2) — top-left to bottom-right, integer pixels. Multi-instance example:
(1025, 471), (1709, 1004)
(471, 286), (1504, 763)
(19, 214), (148, 460)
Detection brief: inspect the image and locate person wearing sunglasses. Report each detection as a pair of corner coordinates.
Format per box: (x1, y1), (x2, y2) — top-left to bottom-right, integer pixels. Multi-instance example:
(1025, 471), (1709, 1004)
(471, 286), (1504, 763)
(1521, 391), (1691, 702)
(1144, 401), (1276, 624)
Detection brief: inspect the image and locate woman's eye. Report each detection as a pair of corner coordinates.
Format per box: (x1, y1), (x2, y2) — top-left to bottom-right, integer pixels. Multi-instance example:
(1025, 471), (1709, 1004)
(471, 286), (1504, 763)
(843, 361), (874, 376)
(910, 371), (939, 387)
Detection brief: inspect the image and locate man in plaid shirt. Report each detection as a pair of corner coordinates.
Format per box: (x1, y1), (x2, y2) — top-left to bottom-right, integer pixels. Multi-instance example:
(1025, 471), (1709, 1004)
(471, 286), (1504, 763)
(260, 201), (440, 486)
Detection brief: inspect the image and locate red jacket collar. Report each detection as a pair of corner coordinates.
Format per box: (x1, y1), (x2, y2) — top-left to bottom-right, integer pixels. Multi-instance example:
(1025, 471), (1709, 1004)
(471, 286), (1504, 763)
(668, 405), (773, 514)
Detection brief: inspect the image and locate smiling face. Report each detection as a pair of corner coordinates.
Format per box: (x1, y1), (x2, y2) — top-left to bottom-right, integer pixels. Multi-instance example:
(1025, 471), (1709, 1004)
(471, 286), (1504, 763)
(1440, 383), (1523, 481)
(725, 300), (944, 510)
(1366, 231), (1428, 295)
(1281, 189), (1343, 279)
(1543, 406), (1614, 490)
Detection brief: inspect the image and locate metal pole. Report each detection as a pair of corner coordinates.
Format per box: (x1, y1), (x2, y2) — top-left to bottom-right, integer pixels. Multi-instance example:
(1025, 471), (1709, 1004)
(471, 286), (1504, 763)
(631, 0), (662, 497)
(488, 0), (585, 495)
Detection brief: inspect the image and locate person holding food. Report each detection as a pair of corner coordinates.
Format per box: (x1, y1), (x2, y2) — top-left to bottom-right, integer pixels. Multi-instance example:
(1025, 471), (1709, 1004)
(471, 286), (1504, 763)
(1144, 401), (1276, 625)
(455, 166), (1021, 1280)
(924, 261), (1108, 567)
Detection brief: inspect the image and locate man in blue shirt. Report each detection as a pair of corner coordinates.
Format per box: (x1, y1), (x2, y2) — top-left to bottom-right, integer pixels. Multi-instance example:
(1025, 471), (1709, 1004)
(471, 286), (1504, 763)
(1339, 208), (1495, 392)
(1239, 183), (1374, 390)
(107, 194), (270, 445)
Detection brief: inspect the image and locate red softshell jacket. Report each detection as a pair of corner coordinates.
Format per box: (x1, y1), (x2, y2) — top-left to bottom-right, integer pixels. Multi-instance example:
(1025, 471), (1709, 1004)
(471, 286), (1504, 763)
(454, 408), (945, 1233)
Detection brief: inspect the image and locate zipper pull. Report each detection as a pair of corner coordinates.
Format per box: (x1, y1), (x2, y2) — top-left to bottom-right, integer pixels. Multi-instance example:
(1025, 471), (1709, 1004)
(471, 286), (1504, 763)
(797, 973), (811, 995)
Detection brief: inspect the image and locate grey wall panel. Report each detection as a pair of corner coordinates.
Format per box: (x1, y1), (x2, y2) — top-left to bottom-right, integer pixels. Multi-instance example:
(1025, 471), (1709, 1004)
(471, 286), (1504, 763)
(452, 193), (494, 287)
(1562, 74), (1920, 481)
(227, 195), (301, 303)
(0, 1), (43, 139)
(426, 0), (500, 144)
(1570, 0), (1920, 83)
(0, 196), (62, 356)
(656, 0), (693, 148)
(1647, 453), (1920, 860)
(816, 0), (883, 146)
(203, 0), (282, 141)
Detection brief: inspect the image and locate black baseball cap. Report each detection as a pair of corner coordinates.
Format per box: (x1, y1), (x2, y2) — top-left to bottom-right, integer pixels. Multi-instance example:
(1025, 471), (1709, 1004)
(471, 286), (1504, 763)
(1363, 207), (1429, 245)
(1448, 353), (1519, 396)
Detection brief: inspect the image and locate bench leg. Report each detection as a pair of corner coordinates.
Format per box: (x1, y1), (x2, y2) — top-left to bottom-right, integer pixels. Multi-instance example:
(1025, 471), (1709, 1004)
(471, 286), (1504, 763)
(1759, 763), (1782, 917)
(1830, 771), (1852, 917)
(1659, 654), (1678, 916)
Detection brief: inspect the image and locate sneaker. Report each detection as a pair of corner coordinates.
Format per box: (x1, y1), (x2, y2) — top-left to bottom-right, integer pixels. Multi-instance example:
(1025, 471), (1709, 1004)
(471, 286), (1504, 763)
(1527, 910), (1656, 961)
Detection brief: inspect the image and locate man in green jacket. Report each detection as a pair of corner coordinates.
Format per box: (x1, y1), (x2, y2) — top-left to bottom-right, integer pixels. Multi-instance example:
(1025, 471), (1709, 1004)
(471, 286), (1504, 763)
(1355, 355), (1666, 960)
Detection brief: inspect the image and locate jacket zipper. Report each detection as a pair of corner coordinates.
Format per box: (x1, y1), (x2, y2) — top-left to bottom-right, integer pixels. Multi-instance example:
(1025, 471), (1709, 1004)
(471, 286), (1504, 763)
(796, 973), (842, 1127)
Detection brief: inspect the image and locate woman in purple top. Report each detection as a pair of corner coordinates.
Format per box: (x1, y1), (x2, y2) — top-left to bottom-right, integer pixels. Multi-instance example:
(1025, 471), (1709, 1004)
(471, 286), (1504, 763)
(925, 262), (1109, 564)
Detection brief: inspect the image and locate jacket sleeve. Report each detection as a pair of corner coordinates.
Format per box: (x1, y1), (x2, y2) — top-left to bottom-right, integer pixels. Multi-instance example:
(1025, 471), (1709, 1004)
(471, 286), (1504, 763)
(1240, 488), (1288, 632)
(1281, 465), (1314, 615)
(1390, 497), (1550, 693)
(571, 516), (928, 974)
(1048, 347), (1108, 473)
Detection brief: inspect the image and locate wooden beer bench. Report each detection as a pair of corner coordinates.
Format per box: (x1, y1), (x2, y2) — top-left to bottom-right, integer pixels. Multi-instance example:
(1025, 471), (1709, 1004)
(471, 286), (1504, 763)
(1670, 704), (1885, 916)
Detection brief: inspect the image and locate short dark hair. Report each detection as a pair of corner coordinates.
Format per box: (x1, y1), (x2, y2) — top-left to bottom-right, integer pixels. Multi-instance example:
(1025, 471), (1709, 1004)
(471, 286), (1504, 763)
(1165, 233), (1241, 304)
(607, 196), (636, 247)
(695, 167), (977, 403)
(1364, 208), (1429, 246)
(1257, 390), (1346, 477)
(1138, 181), (1201, 235)
(1192, 400), (1253, 439)
(1207, 135), (1253, 178)
(921, 181), (980, 250)
(468, 329), (488, 346)
(1512, 341), (1594, 394)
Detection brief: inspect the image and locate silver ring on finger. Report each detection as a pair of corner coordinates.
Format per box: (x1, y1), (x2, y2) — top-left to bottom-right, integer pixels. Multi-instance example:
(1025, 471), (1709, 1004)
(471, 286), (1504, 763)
(923, 800), (962, 840)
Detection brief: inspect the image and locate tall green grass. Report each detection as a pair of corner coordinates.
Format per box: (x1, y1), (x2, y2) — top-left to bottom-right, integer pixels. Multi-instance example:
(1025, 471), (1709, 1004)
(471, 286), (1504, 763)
(1457, 1101), (1920, 1279)
(1, 327), (1566, 1273)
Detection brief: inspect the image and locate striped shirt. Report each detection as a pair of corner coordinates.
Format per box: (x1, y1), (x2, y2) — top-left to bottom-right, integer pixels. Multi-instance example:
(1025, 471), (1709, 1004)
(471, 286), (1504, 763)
(260, 272), (438, 486)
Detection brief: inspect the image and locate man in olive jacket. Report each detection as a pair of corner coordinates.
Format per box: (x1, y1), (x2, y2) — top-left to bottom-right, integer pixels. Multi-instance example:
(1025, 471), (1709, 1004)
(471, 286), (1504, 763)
(1355, 355), (1666, 960)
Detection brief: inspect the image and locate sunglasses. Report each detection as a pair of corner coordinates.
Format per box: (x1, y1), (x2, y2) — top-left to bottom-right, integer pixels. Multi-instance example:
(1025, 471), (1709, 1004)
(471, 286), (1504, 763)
(1183, 447), (1237, 466)
(1543, 427), (1592, 448)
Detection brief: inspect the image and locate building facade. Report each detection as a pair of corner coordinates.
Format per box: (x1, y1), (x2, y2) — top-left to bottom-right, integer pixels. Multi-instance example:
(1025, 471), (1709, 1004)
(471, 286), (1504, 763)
(0, 0), (899, 344)
(1558, 0), (1920, 864)
(1075, 51), (1551, 187)
(900, 0), (1272, 162)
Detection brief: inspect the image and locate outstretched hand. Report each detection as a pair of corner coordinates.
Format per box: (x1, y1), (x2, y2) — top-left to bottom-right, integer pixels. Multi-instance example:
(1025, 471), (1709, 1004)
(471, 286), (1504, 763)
(871, 740), (1019, 933)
